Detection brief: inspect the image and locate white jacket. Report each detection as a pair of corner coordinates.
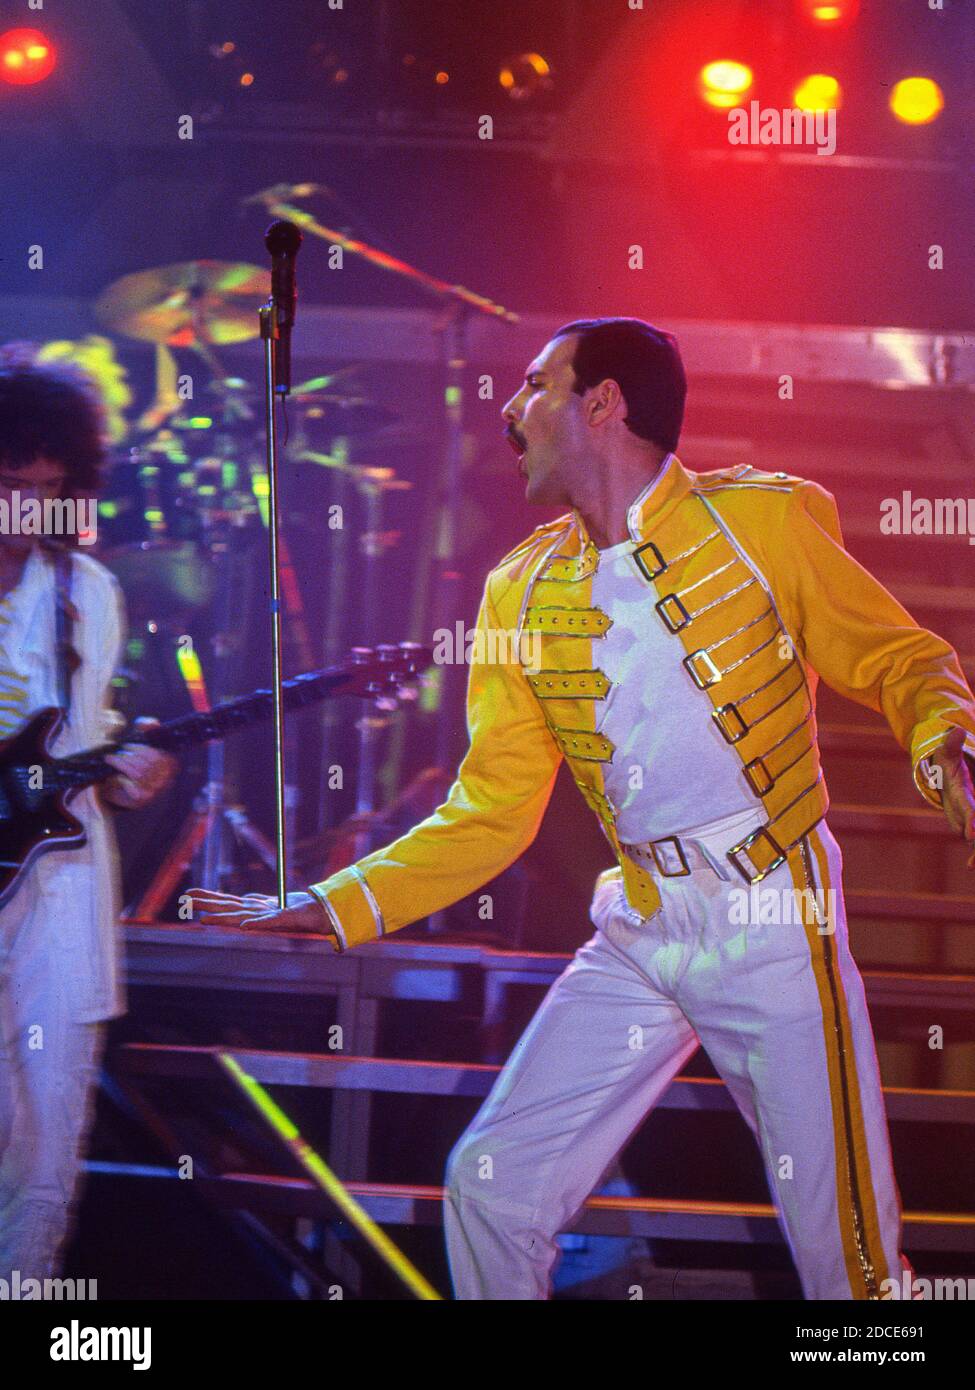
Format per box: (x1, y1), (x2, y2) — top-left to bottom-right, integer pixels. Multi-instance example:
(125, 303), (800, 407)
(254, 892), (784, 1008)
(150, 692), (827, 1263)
(0, 546), (126, 1022)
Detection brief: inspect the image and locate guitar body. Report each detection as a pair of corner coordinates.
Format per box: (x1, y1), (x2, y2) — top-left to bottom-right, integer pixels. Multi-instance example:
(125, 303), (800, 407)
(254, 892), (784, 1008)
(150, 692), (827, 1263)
(0, 708), (87, 911)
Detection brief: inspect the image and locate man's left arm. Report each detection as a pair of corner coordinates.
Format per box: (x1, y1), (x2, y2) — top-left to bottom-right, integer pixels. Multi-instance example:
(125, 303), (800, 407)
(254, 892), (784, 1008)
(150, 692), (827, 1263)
(775, 479), (975, 864)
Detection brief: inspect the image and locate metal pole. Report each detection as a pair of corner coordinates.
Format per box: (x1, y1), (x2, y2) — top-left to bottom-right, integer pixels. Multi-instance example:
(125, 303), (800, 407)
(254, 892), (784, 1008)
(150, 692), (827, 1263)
(316, 437), (351, 834)
(434, 307), (469, 770)
(259, 301), (289, 908)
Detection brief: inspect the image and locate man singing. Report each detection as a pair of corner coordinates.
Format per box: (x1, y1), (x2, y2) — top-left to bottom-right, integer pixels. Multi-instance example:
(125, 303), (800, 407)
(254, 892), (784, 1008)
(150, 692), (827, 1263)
(0, 356), (175, 1283)
(194, 318), (975, 1300)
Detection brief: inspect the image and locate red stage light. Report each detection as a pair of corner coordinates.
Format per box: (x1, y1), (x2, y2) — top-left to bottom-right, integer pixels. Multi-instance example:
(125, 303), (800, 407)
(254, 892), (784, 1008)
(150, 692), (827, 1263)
(798, 0), (860, 26)
(0, 27), (57, 86)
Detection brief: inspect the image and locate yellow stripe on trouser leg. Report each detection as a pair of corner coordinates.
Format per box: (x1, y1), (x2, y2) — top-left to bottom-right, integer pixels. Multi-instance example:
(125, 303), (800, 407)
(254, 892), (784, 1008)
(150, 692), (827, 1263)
(786, 834), (890, 1298)
(217, 1053), (442, 1300)
(806, 829), (893, 1292)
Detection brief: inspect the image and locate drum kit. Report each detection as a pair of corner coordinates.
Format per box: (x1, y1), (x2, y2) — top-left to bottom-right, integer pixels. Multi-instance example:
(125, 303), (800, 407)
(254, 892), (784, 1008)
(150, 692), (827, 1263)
(91, 257), (415, 903)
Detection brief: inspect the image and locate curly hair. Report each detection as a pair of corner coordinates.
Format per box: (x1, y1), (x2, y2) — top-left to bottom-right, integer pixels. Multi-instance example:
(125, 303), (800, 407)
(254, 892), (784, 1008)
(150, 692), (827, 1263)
(0, 350), (108, 493)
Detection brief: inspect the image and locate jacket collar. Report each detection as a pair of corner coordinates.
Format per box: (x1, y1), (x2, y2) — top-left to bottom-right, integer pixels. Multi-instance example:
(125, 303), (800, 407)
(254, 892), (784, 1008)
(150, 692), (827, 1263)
(570, 452), (693, 553)
(528, 454), (696, 586)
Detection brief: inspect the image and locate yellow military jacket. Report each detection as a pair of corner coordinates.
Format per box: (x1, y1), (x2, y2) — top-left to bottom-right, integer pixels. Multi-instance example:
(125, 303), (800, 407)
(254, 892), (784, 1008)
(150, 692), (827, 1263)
(310, 456), (975, 951)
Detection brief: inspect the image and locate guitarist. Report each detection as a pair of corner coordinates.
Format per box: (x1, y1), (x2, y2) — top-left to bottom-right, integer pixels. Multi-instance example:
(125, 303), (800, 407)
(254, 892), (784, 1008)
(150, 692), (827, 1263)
(0, 357), (175, 1283)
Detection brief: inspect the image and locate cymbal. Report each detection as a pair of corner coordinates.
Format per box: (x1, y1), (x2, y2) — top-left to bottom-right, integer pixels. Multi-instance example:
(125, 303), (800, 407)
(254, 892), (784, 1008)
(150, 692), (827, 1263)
(95, 261), (271, 346)
(295, 393), (400, 436)
(296, 450), (412, 488)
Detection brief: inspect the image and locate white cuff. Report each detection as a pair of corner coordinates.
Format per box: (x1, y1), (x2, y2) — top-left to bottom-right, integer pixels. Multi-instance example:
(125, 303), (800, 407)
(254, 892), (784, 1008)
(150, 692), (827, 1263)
(306, 885), (348, 951)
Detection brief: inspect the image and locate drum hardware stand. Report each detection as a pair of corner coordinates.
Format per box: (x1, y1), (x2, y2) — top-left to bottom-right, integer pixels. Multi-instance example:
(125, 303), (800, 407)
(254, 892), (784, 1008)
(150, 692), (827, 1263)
(125, 433), (299, 914)
(312, 435), (353, 837)
(124, 518), (282, 922)
(125, 783), (279, 925)
(196, 517), (273, 891)
(297, 448), (413, 856)
(352, 471), (415, 856)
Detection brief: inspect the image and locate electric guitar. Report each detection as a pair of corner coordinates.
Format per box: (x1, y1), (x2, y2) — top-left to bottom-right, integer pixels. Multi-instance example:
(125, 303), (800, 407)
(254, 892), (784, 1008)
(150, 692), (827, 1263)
(0, 642), (430, 909)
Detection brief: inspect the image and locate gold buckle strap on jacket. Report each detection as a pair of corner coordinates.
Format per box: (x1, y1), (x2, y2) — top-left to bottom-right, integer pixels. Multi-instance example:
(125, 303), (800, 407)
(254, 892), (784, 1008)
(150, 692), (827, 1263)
(538, 550), (599, 582)
(632, 539), (668, 581)
(632, 528), (722, 585)
(684, 649), (724, 689)
(551, 726), (615, 761)
(523, 606), (613, 636)
(528, 669), (611, 699)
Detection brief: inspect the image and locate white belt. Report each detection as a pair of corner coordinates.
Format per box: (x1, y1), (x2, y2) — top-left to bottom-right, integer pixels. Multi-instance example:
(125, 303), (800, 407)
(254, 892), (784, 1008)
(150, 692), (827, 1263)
(621, 807), (787, 885)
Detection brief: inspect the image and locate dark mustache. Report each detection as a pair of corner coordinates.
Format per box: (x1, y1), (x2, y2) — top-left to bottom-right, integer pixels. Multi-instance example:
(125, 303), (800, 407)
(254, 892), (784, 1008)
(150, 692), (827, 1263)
(505, 426), (527, 451)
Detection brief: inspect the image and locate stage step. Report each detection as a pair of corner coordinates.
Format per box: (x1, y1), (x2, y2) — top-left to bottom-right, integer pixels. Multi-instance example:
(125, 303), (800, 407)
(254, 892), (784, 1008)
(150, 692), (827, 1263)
(115, 1043), (975, 1121)
(84, 1162), (975, 1254)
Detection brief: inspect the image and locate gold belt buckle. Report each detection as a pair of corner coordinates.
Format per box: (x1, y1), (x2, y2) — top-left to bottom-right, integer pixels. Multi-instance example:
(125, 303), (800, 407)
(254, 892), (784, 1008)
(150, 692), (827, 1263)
(649, 835), (692, 877)
(726, 825), (786, 884)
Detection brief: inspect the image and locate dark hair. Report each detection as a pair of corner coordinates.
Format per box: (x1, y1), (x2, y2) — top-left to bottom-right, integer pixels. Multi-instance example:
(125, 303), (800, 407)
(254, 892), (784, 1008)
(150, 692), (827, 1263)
(553, 317), (686, 452)
(0, 353), (107, 492)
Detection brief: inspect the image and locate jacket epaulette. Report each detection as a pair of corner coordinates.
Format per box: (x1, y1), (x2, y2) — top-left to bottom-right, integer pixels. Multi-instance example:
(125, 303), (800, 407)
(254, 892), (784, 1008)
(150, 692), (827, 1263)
(492, 515), (574, 573)
(693, 464), (804, 493)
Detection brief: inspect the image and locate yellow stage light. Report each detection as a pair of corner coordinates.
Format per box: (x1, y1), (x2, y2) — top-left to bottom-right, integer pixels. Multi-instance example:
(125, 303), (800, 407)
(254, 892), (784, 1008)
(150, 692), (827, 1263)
(699, 60), (754, 109)
(794, 74), (842, 112)
(890, 77), (944, 125)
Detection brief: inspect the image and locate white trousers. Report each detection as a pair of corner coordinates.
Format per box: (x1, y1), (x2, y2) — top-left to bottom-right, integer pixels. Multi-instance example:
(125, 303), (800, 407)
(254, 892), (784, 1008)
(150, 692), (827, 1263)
(445, 807), (906, 1300)
(0, 921), (105, 1282)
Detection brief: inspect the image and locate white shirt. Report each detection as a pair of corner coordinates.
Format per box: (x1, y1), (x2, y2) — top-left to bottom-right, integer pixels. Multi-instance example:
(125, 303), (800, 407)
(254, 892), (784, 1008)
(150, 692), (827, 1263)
(590, 460), (758, 843)
(0, 546), (127, 1022)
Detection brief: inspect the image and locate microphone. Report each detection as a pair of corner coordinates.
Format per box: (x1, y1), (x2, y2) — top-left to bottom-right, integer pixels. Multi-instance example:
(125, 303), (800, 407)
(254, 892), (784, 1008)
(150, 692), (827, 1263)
(264, 220), (303, 395)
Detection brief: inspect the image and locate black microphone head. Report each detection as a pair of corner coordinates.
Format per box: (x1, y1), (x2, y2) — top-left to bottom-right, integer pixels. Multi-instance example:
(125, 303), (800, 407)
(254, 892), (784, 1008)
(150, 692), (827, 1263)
(264, 220), (303, 256)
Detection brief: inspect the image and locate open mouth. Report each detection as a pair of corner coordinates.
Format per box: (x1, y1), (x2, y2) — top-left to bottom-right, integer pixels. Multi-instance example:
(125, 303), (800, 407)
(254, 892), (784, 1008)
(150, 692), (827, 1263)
(505, 427), (527, 458)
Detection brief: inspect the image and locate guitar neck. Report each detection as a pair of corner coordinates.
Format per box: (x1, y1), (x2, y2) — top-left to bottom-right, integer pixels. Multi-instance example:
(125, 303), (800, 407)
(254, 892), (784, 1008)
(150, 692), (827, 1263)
(46, 660), (404, 793)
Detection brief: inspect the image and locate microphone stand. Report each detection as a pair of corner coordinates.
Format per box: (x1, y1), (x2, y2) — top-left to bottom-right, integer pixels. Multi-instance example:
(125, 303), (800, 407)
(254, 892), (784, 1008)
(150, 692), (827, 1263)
(253, 194), (520, 932)
(259, 297), (290, 907)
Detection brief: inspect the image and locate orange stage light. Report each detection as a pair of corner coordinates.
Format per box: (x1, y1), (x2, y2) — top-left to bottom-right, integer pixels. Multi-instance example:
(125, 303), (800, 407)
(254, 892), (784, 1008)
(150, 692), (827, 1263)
(499, 52), (553, 101)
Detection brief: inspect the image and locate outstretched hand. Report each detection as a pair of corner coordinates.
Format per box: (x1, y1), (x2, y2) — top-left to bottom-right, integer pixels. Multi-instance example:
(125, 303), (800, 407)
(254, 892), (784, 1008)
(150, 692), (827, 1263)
(187, 888), (332, 935)
(928, 727), (975, 870)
